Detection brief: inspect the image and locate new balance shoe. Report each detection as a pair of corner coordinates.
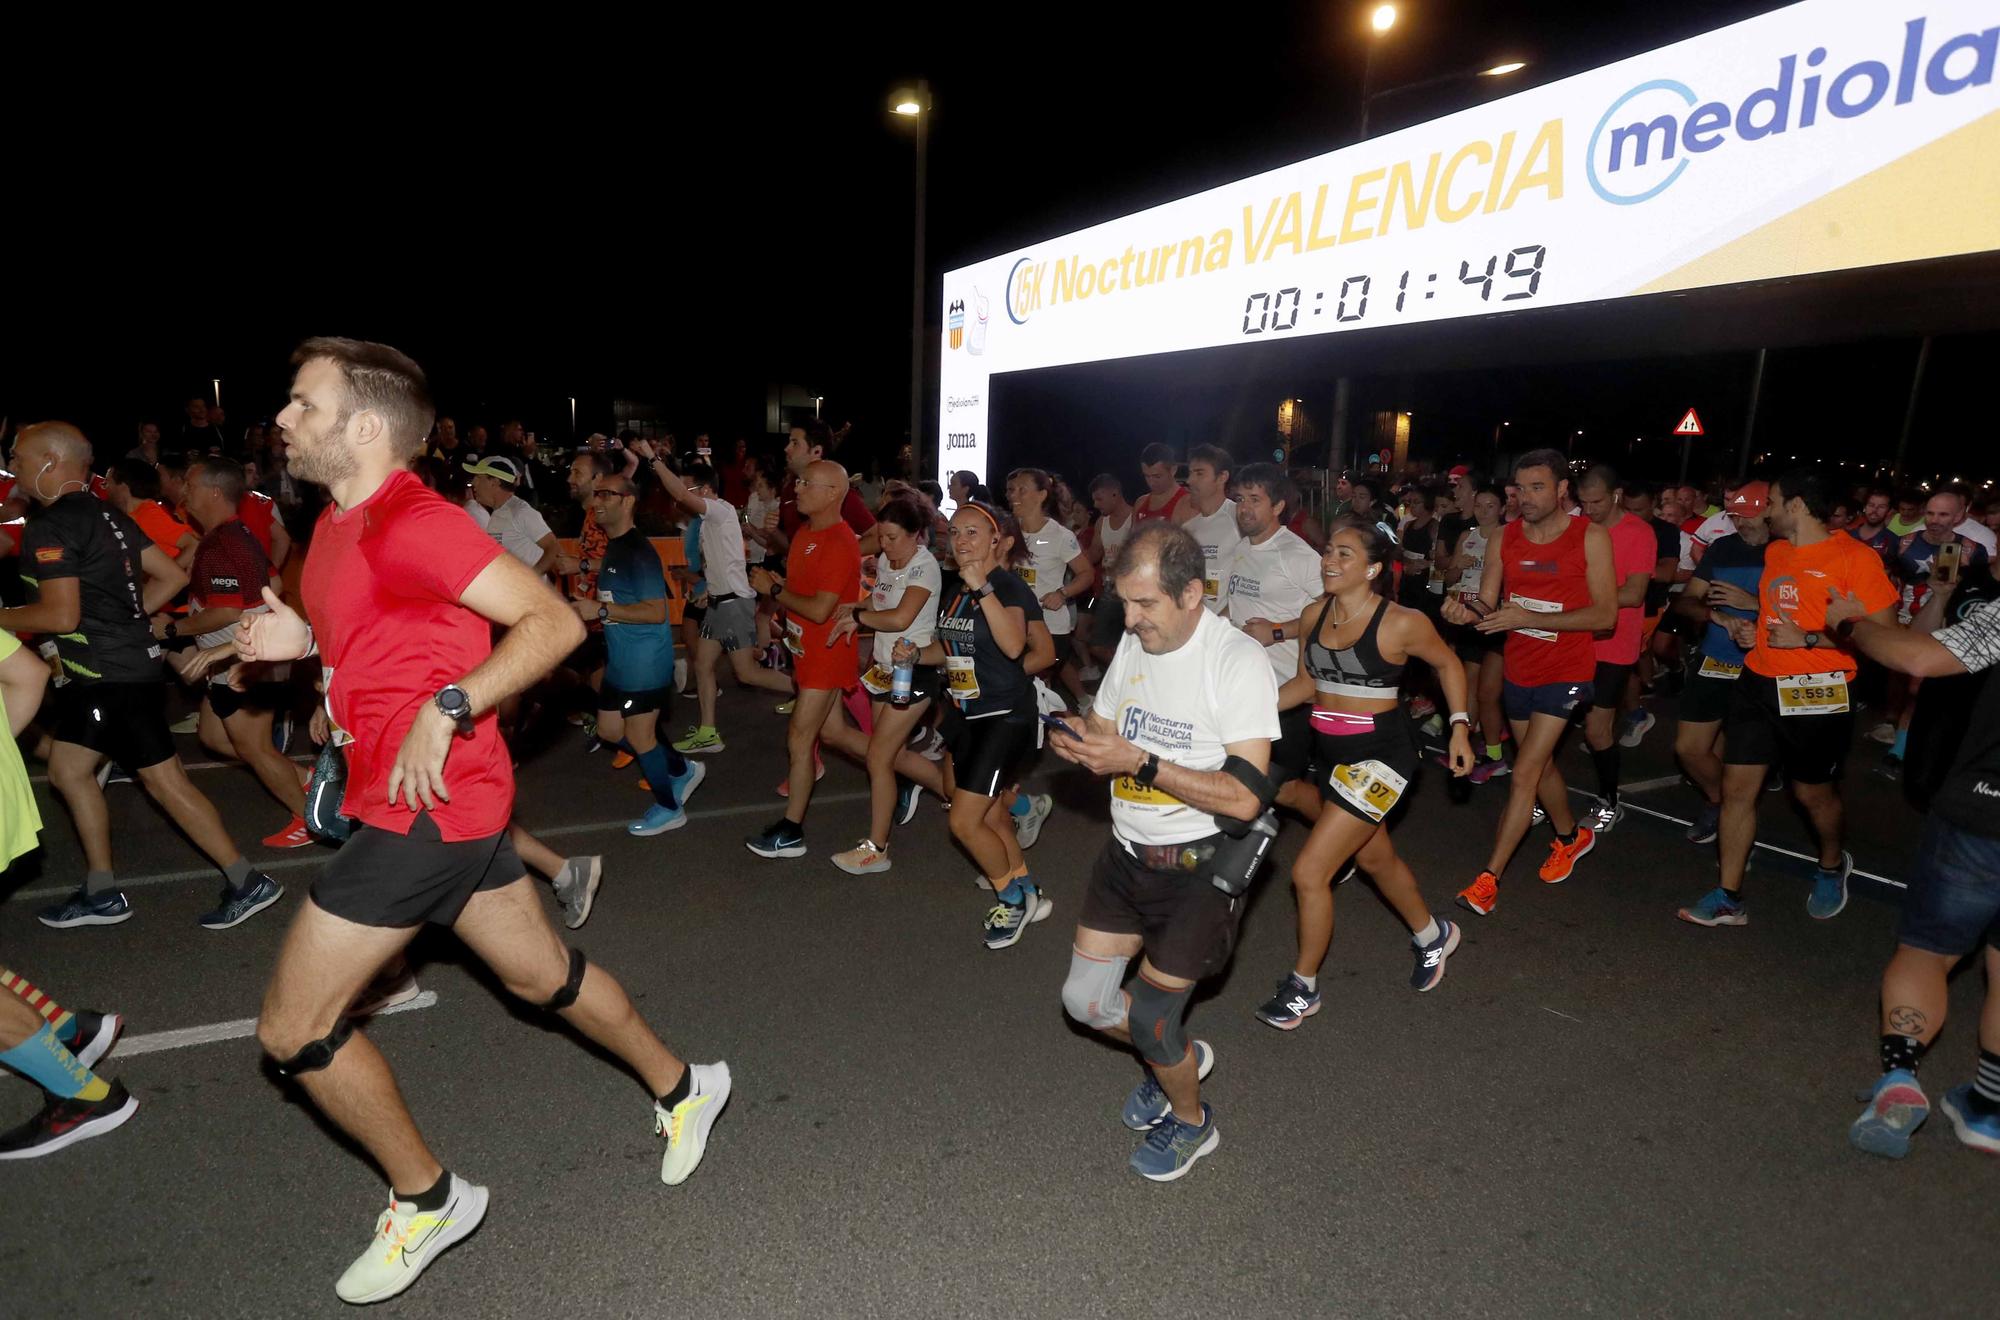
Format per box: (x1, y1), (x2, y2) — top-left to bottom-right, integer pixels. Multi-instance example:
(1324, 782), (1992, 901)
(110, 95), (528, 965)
(1410, 919), (1461, 992)
(552, 856), (603, 930)
(0, 1080), (138, 1161)
(1677, 886), (1747, 927)
(198, 874), (284, 931)
(894, 779), (923, 827)
(1122, 1040), (1216, 1129)
(981, 884), (1051, 950)
(1253, 975), (1321, 1031)
(1807, 851), (1853, 920)
(1538, 826), (1596, 883)
(36, 888), (133, 929)
(1618, 708), (1656, 748)
(745, 819), (807, 859)
(67, 1009), (124, 1070)
(832, 839), (892, 876)
(672, 725), (725, 755)
(1582, 798), (1624, 833)
(1129, 1103), (1220, 1182)
(262, 816), (316, 849)
(658, 1061), (733, 1185)
(1939, 1084), (2000, 1154)
(333, 1174), (490, 1304)
(1456, 871), (1499, 917)
(630, 803), (687, 836)
(1849, 1069), (1929, 1159)
(1686, 802), (1721, 845)
(669, 759), (707, 811)
(1014, 793), (1054, 849)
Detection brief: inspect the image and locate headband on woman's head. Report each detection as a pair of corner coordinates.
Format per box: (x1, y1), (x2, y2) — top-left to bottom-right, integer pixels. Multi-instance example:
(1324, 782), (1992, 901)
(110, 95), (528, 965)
(959, 502), (1002, 536)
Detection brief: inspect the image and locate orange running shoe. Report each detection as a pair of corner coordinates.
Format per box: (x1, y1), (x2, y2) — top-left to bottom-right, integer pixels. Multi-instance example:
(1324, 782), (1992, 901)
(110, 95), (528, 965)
(1456, 871), (1500, 916)
(1539, 825), (1596, 883)
(610, 749), (635, 770)
(262, 817), (315, 849)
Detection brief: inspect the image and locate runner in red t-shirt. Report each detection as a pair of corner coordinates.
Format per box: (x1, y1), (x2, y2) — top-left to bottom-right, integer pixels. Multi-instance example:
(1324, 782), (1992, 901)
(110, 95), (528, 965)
(1132, 442), (1190, 523)
(746, 458), (863, 859)
(235, 485), (291, 569)
(1441, 449), (1616, 915)
(1575, 465), (1665, 833)
(237, 338), (730, 1303)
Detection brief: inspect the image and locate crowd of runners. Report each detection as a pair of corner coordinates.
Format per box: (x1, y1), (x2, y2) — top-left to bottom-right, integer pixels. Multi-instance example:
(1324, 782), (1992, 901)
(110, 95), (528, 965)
(3, 337), (1998, 1303)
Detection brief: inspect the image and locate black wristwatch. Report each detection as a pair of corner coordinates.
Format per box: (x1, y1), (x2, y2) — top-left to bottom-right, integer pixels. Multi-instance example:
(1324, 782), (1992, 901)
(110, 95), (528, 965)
(164, 620), (178, 639)
(1803, 631), (1823, 649)
(765, 579), (783, 601)
(435, 684), (475, 735)
(1134, 751), (1161, 786)
(597, 605), (611, 623)
(968, 581), (995, 600)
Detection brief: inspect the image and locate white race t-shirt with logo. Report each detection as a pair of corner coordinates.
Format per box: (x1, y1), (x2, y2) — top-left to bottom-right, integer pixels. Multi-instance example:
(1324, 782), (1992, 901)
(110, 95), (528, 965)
(1021, 520), (1082, 635)
(1182, 500), (1242, 613)
(742, 490), (779, 565)
(697, 497), (752, 599)
(1223, 527), (1325, 682)
(868, 545), (942, 670)
(485, 494), (552, 567)
(1097, 510), (1134, 565)
(1092, 610), (1281, 846)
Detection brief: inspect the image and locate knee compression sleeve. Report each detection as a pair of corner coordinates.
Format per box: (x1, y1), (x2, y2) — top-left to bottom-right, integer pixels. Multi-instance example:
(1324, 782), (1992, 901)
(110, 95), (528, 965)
(1126, 973), (1192, 1068)
(544, 948), (587, 1012)
(1060, 949), (1130, 1031)
(274, 1017), (355, 1078)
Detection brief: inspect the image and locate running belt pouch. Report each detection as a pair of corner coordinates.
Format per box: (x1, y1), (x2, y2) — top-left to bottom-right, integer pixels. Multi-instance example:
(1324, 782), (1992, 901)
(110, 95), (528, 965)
(1209, 810), (1279, 897)
(306, 739), (354, 844)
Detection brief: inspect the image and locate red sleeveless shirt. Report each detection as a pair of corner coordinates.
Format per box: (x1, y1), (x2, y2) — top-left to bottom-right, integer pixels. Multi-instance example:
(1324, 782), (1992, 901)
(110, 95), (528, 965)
(1499, 516), (1595, 686)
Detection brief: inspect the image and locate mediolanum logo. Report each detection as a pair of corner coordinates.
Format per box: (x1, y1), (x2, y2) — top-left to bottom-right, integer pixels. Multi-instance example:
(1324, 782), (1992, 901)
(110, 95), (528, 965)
(1587, 15), (1996, 205)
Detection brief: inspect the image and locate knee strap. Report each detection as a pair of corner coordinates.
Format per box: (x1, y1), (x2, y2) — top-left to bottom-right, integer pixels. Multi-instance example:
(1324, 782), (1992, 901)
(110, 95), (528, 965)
(1127, 972), (1192, 1069)
(274, 1017), (355, 1078)
(1060, 948), (1130, 1032)
(544, 948), (587, 1012)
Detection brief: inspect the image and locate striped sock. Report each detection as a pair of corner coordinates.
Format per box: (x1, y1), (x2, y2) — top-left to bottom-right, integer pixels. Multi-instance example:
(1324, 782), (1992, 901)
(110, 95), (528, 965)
(1971, 1048), (2000, 1116)
(0, 1023), (108, 1101)
(0, 969), (76, 1044)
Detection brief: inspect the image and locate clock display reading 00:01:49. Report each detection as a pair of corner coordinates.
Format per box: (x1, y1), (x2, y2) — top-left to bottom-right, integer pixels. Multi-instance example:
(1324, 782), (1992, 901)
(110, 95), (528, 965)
(1240, 244), (1547, 335)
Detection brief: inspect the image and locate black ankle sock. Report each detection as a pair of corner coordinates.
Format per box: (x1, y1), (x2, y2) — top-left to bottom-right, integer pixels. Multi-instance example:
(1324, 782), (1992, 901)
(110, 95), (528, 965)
(1556, 827), (1578, 846)
(398, 1170), (452, 1212)
(1879, 1033), (1924, 1075)
(1590, 745), (1621, 805)
(659, 1068), (693, 1110)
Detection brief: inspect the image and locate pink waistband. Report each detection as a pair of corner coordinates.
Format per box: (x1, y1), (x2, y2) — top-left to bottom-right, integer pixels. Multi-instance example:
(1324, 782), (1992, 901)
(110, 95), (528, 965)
(1310, 708), (1377, 735)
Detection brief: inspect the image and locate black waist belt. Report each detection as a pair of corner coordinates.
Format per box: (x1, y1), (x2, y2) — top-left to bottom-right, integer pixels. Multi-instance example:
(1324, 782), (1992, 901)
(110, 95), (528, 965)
(1121, 835), (1222, 873)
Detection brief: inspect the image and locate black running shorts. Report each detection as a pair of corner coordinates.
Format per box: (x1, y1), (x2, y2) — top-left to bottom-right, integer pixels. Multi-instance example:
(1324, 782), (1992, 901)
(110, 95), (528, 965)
(50, 682), (177, 771)
(1078, 836), (1244, 981)
(312, 812), (525, 928)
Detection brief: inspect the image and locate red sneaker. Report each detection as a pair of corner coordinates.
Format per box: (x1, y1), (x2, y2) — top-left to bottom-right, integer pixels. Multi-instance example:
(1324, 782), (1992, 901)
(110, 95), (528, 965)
(262, 817), (315, 849)
(1539, 826), (1597, 883)
(1455, 870), (1500, 916)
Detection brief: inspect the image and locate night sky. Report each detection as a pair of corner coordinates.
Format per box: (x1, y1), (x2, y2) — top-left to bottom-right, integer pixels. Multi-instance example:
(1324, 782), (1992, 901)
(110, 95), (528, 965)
(5, 1), (1992, 487)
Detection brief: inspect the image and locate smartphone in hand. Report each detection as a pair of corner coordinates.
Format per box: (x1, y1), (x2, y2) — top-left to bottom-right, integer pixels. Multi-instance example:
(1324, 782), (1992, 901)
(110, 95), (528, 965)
(1039, 710), (1078, 737)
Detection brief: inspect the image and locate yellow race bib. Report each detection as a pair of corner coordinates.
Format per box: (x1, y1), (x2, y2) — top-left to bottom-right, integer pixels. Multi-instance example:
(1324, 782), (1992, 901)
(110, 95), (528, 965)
(1697, 654), (1743, 680)
(1113, 775), (1184, 806)
(945, 654), (980, 701)
(1329, 759), (1408, 822)
(860, 664), (893, 696)
(1776, 671), (1849, 716)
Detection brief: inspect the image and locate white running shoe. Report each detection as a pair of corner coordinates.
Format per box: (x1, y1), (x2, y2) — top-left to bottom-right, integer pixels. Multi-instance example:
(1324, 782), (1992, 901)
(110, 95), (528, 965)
(658, 1061), (733, 1186)
(334, 1173), (489, 1305)
(1014, 793), (1054, 849)
(831, 839), (892, 876)
(553, 855), (603, 930)
(349, 966), (422, 1018)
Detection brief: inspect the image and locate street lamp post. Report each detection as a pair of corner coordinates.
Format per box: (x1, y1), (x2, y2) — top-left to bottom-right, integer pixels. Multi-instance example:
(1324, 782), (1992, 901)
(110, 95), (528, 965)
(893, 82), (930, 473)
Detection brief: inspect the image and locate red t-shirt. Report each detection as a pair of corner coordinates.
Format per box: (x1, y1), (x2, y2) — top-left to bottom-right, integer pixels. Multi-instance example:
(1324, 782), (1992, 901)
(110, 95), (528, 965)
(189, 519), (270, 612)
(303, 470), (511, 841)
(238, 490), (279, 560)
(782, 519), (862, 691)
(1749, 533), (1898, 680)
(1594, 512), (1658, 666)
(779, 476), (876, 539)
(0, 471), (20, 557)
(1500, 516), (1597, 686)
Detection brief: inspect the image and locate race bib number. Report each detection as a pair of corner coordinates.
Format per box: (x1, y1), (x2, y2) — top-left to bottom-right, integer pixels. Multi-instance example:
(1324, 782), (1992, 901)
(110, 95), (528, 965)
(784, 616), (804, 656)
(1328, 758), (1409, 822)
(1697, 654), (1743, 680)
(1509, 593), (1562, 642)
(1776, 671), (1850, 716)
(1203, 576), (1221, 602)
(1019, 566), (1037, 588)
(860, 664), (893, 696)
(1113, 775), (1183, 806)
(945, 654), (980, 701)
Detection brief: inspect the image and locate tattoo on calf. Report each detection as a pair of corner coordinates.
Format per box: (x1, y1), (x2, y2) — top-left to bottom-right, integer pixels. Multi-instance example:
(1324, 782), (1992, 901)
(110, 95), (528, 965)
(1887, 1005), (1929, 1036)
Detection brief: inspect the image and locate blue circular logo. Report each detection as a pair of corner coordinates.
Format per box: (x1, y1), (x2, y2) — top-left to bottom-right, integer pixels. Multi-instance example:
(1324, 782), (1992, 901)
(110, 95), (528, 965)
(1588, 79), (1697, 206)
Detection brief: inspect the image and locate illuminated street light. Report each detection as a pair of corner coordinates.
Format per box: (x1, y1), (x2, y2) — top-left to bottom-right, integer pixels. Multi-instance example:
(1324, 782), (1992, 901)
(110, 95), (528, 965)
(1371, 4), (1397, 34)
(1481, 61), (1527, 76)
(891, 96), (922, 117)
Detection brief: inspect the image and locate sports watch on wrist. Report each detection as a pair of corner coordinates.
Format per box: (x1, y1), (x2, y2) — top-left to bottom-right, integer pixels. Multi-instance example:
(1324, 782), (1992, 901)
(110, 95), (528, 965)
(1134, 751), (1161, 786)
(435, 684), (474, 735)
(597, 604), (611, 623)
(969, 581), (995, 600)
(1803, 631), (1823, 649)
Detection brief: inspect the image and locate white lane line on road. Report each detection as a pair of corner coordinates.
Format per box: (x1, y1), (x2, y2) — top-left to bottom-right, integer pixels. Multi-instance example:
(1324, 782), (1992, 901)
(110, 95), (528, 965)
(1566, 788), (1907, 891)
(119, 991), (440, 1057)
(7, 791), (873, 902)
(29, 753), (315, 785)
(1619, 774), (1689, 794)
(1542, 1007), (1584, 1024)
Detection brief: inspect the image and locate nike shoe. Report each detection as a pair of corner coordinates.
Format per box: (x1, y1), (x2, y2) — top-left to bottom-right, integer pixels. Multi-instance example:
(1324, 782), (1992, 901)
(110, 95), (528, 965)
(1455, 871), (1500, 917)
(198, 873), (284, 930)
(894, 780), (923, 827)
(981, 884), (1051, 950)
(1685, 802), (1721, 845)
(36, 888), (134, 930)
(1014, 793), (1054, 849)
(745, 819), (807, 859)
(658, 1061), (733, 1185)
(669, 759), (707, 812)
(1129, 1103), (1220, 1182)
(349, 965), (423, 1018)
(1410, 919), (1461, 992)
(1849, 1069), (1929, 1159)
(832, 839), (892, 876)
(672, 725), (725, 755)
(1582, 798), (1624, 833)
(67, 1010), (125, 1070)
(775, 751), (826, 797)
(1538, 826), (1596, 883)
(1253, 976), (1321, 1030)
(1123, 1040), (1216, 1129)
(552, 856), (603, 930)
(1618, 708), (1656, 748)
(333, 1174), (490, 1304)
(1939, 1084), (2000, 1154)
(1807, 851), (1853, 920)
(0, 1080), (139, 1161)
(630, 803), (687, 836)
(1677, 886), (1747, 927)
(262, 816), (315, 849)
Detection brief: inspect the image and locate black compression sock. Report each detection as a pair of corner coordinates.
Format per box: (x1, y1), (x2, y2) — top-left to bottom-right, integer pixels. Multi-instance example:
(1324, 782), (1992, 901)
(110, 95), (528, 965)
(659, 1067), (693, 1110)
(398, 1170), (452, 1212)
(1555, 827), (1578, 846)
(1590, 745), (1621, 806)
(1879, 1033), (1924, 1075)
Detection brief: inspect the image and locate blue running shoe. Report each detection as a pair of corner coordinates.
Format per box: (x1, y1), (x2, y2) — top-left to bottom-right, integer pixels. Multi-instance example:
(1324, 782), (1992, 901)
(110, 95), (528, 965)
(630, 803), (687, 836)
(668, 759), (707, 812)
(1939, 1084), (2000, 1154)
(198, 873), (284, 931)
(745, 818), (806, 858)
(1410, 919), (1461, 993)
(37, 888), (134, 930)
(1129, 1103), (1220, 1182)
(1677, 886), (1747, 928)
(1807, 851), (1852, 920)
(1849, 1069), (1929, 1159)
(1121, 1040), (1215, 1130)
(981, 883), (1051, 950)
(894, 779), (922, 827)
(1253, 975), (1321, 1030)
(1685, 802), (1721, 845)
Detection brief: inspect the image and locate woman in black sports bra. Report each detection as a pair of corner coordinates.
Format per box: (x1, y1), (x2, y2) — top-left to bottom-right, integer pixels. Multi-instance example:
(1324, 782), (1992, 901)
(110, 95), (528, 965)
(1252, 520), (1476, 1028)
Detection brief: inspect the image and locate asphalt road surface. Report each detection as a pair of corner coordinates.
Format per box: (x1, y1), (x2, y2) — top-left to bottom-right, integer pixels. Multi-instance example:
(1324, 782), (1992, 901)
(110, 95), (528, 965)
(5, 683), (1995, 1319)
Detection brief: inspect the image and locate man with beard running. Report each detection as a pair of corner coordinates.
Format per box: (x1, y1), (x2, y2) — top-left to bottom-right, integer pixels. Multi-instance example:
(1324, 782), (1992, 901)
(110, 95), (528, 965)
(239, 338), (729, 1304)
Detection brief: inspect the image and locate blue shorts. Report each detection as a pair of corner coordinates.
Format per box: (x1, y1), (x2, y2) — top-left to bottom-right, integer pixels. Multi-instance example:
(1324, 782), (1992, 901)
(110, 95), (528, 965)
(1502, 678), (1594, 723)
(1896, 817), (2000, 956)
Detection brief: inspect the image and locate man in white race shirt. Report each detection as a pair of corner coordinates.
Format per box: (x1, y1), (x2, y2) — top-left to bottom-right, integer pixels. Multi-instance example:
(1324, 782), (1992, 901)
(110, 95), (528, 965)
(1174, 444), (1241, 614)
(1084, 473), (1135, 669)
(1047, 523), (1279, 1183)
(464, 457), (557, 577)
(1007, 466), (1093, 708)
(1222, 463), (1326, 821)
